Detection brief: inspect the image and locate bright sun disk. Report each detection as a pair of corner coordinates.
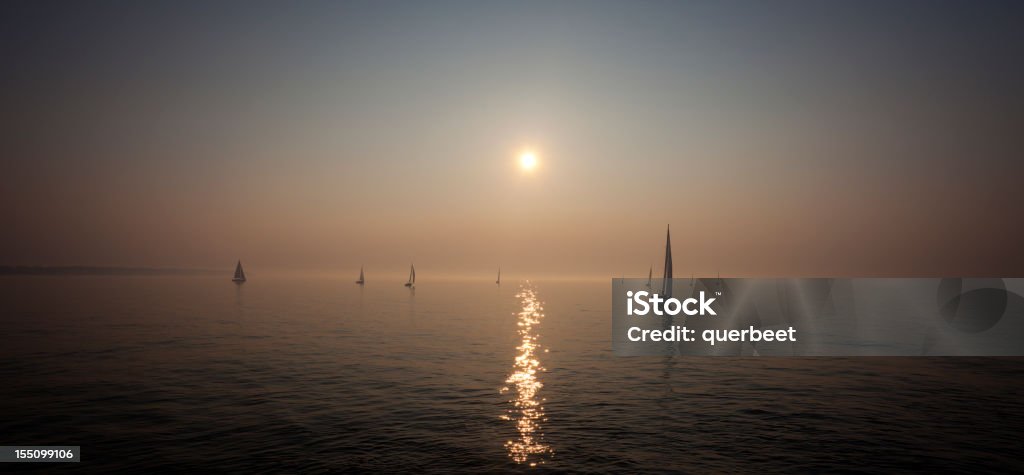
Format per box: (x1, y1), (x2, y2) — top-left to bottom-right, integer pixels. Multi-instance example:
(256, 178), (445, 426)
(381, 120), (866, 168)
(519, 152), (538, 170)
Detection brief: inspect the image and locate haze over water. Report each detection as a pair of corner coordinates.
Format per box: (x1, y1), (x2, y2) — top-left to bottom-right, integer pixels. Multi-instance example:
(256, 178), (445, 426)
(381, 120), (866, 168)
(4, 1), (1024, 277)
(2, 275), (1022, 472)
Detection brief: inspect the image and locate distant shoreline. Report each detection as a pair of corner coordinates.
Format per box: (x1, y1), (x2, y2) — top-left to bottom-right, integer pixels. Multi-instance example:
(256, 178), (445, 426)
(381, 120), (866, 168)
(0, 266), (218, 276)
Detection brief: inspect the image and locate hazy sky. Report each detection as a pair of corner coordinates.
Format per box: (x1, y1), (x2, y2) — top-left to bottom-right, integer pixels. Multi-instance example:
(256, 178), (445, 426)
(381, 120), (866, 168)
(3, 0), (1023, 277)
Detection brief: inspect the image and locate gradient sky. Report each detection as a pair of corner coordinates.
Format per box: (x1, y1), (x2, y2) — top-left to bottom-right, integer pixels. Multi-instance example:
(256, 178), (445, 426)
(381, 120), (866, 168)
(3, 0), (1023, 277)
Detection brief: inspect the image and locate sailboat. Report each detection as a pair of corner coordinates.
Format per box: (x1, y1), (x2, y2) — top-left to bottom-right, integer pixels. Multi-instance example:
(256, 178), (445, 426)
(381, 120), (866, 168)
(496, 267), (501, 285)
(404, 264), (415, 287)
(646, 265), (653, 289)
(232, 260), (247, 283)
(662, 225), (672, 298)
(356, 266), (365, 285)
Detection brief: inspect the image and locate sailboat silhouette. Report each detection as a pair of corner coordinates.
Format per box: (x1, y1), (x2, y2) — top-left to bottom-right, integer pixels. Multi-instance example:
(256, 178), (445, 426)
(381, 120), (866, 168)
(496, 267), (501, 285)
(356, 265), (365, 285)
(232, 260), (246, 283)
(662, 225), (672, 299)
(404, 264), (415, 288)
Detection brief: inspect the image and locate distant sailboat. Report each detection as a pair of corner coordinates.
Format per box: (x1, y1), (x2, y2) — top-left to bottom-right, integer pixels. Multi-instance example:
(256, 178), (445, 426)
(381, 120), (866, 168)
(404, 264), (415, 288)
(496, 267), (501, 285)
(646, 264), (653, 288)
(662, 225), (672, 298)
(232, 260), (246, 283)
(356, 266), (365, 285)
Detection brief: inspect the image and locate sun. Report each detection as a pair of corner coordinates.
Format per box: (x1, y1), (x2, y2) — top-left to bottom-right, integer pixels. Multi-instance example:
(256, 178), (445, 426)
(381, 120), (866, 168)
(519, 151), (538, 171)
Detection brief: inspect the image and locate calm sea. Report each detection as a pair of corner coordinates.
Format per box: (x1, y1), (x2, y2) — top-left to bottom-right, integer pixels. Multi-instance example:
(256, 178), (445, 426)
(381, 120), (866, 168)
(1, 275), (1022, 472)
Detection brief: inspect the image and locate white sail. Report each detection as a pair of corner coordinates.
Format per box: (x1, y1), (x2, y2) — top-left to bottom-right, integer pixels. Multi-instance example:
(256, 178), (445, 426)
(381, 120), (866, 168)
(232, 260), (246, 282)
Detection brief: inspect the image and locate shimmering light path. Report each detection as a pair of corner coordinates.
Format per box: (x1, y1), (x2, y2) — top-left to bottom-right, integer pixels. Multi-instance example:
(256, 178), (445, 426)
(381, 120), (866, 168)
(501, 283), (552, 466)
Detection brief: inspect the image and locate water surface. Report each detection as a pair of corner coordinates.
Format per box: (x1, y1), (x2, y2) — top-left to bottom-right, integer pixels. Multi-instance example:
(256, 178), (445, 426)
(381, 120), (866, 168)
(1, 275), (1022, 472)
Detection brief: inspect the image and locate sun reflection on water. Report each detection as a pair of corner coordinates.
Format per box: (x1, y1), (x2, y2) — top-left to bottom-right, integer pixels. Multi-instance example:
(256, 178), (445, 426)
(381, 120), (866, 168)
(501, 283), (552, 466)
